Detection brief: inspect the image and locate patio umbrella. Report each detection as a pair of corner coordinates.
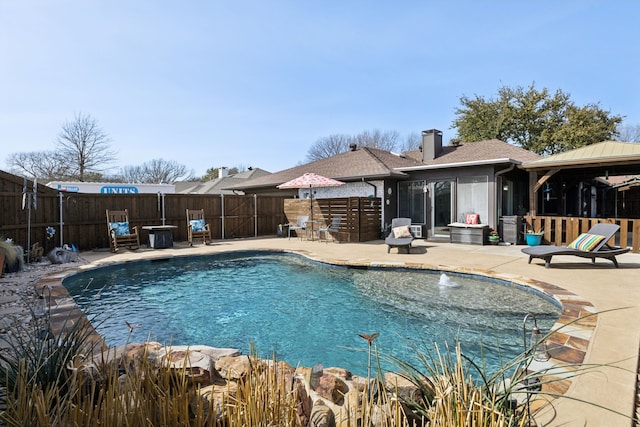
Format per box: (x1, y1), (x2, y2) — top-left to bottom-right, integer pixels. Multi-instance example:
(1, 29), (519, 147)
(277, 173), (345, 232)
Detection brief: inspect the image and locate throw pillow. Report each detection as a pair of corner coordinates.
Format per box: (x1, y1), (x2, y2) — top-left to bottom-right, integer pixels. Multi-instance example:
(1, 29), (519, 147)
(465, 213), (479, 224)
(393, 225), (412, 238)
(190, 219), (205, 232)
(567, 233), (605, 251)
(110, 222), (130, 236)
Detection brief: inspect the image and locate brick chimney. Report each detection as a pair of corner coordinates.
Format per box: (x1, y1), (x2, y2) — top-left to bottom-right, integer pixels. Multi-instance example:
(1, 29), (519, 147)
(421, 129), (443, 161)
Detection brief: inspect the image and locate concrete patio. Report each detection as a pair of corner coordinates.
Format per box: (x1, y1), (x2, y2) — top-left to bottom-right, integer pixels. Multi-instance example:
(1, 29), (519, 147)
(16, 237), (640, 425)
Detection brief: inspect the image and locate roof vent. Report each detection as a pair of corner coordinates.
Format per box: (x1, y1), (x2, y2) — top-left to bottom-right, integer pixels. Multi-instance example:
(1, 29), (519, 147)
(451, 138), (461, 147)
(349, 143), (357, 151)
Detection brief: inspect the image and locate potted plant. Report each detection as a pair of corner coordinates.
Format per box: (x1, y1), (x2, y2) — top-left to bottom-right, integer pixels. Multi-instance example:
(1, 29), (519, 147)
(525, 225), (544, 246)
(488, 229), (500, 245)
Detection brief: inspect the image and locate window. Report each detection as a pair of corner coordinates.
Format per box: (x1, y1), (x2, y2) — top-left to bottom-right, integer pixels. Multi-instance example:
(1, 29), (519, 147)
(457, 176), (488, 224)
(398, 181), (425, 223)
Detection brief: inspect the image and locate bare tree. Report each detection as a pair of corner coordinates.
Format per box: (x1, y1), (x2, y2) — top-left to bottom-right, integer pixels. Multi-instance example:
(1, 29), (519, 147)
(352, 130), (400, 151)
(6, 151), (68, 181)
(116, 165), (147, 183)
(115, 159), (193, 183)
(399, 132), (421, 152)
(306, 134), (352, 162)
(616, 124), (640, 142)
(305, 129), (413, 162)
(56, 112), (116, 181)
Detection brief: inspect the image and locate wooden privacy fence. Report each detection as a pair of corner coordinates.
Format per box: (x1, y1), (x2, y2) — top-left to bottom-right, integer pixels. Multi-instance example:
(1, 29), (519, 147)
(1, 189), (287, 251)
(284, 197), (381, 242)
(524, 215), (640, 253)
(1, 172), (383, 250)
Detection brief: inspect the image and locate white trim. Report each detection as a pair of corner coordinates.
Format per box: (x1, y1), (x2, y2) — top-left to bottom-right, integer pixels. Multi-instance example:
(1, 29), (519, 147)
(395, 158), (520, 171)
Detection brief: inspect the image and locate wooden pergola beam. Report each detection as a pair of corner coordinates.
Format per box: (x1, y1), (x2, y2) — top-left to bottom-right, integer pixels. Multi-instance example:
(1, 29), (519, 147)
(529, 169), (560, 216)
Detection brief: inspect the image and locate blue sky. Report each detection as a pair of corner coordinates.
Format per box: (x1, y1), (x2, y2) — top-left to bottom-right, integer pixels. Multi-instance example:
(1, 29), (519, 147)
(1, 1), (639, 178)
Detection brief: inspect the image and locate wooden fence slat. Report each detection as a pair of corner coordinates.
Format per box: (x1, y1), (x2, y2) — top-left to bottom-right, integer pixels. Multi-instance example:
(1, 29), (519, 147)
(524, 215), (638, 253)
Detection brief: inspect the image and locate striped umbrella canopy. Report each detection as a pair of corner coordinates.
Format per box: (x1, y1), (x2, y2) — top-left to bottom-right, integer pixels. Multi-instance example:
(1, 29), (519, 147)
(277, 173), (345, 229)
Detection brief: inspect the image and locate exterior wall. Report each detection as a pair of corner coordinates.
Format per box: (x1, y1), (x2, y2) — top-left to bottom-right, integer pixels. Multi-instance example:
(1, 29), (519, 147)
(402, 165), (504, 234)
(295, 180), (383, 199)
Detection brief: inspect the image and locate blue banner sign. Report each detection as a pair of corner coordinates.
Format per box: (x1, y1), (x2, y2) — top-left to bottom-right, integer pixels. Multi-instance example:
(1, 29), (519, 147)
(57, 185), (80, 192)
(100, 186), (139, 194)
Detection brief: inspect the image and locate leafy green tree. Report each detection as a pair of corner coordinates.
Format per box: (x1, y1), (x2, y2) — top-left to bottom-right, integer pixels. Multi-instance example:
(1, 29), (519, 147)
(452, 84), (622, 155)
(201, 166), (242, 181)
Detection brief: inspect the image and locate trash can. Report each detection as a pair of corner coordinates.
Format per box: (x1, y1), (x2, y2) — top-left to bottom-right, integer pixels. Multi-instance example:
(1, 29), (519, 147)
(500, 216), (524, 245)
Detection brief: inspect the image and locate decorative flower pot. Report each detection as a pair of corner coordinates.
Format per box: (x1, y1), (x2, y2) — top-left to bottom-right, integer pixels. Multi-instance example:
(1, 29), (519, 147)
(525, 233), (543, 246)
(488, 236), (500, 245)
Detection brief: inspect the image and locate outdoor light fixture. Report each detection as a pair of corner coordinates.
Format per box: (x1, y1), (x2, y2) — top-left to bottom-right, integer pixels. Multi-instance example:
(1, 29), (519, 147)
(523, 313), (549, 362)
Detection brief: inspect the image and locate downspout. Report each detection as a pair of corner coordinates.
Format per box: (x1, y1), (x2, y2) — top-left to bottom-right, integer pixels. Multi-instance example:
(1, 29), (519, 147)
(361, 178), (377, 197)
(494, 163), (516, 228)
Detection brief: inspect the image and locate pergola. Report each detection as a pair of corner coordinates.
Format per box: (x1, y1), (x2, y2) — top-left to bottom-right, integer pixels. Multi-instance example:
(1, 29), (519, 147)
(520, 141), (640, 217)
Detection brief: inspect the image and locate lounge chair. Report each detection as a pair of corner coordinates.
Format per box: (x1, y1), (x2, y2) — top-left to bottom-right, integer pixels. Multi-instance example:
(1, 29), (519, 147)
(187, 209), (212, 245)
(521, 223), (630, 268)
(318, 215), (342, 242)
(287, 215), (308, 240)
(106, 209), (140, 252)
(386, 218), (415, 253)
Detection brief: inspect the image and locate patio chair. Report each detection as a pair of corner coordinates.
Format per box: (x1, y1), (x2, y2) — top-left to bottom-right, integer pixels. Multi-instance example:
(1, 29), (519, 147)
(521, 223), (630, 268)
(106, 209), (140, 252)
(187, 209), (212, 245)
(385, 218), (415, 253)
(318, 215), (343, 242)
(287, 215), (308, 239)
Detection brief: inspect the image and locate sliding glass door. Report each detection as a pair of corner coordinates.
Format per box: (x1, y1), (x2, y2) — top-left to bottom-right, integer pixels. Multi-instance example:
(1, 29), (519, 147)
(398, 181), (426, 223)
(431, 180), (453, 237)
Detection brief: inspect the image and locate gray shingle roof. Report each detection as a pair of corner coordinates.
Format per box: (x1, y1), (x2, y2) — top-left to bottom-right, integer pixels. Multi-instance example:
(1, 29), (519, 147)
(227, 140), (541, 191)
(403, 139), (541, 168)
(224, 147), (423, 190)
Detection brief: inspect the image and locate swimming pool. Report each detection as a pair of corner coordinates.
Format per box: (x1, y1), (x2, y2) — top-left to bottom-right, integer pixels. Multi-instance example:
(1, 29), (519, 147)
(63, 251), (561, 376)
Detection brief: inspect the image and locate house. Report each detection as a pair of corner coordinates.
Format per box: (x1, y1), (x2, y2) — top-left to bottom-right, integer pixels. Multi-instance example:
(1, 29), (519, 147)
(176, 167), (271, 195)
(222, 144), (425, 228)
(227, 129), (541, 239)
(396, 130), (541, 239)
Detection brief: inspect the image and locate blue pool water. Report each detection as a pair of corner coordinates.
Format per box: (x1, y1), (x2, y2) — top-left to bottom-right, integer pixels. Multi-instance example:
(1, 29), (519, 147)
(63, 251), (561, 376)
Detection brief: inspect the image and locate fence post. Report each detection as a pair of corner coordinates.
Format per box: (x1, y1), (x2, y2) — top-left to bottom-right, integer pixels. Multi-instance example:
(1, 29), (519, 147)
(58, 191), (64, 247)
(221, 194), (225, 240)
(254, 194), (258, 237)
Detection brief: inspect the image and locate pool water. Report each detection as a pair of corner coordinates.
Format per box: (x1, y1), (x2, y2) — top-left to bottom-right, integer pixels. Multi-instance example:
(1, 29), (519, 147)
(63, 251), (561, 376)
